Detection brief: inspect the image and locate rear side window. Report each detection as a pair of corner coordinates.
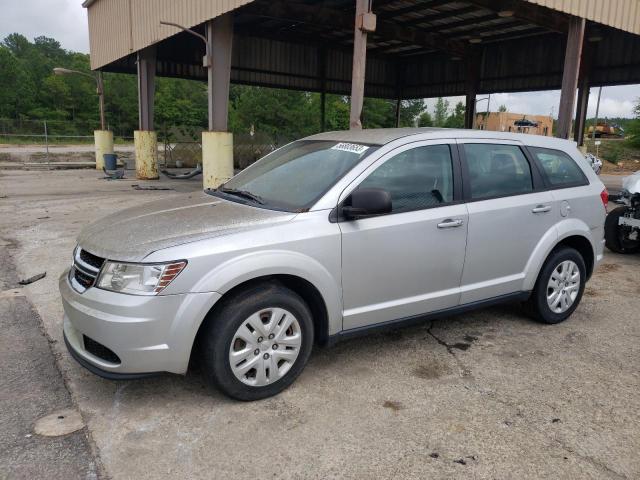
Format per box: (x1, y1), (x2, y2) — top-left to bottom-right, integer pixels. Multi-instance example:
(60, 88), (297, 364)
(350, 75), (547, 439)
(462, 144), (533, 200)
(529, 147), (588, 187)
(358, 144), (454, 213)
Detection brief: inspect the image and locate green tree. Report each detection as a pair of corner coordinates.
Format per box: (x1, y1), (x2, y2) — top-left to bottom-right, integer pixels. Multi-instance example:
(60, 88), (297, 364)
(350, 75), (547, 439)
(399, 99), (426, 127)
(498, 104), (507, 112)
(433, 97), (449, 127)
(626, 98), (640, 148)
(444, 101), (465, 128)
(417, 111), (433, 127)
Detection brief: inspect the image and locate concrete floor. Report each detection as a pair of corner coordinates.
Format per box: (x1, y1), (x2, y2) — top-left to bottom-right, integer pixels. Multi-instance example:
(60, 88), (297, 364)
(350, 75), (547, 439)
(1, 169), (639, 479)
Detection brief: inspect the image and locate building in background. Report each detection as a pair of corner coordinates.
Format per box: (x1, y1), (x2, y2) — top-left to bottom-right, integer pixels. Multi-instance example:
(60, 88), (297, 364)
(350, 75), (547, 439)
(476, 112), (553, 137)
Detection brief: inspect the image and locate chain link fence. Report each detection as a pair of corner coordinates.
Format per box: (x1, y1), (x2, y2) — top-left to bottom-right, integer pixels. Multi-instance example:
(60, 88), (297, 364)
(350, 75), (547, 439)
(1, 117), (294, 171)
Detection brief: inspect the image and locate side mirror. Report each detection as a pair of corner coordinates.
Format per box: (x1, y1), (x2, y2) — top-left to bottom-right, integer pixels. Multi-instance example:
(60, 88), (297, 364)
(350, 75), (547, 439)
(342, 188), (392, 219)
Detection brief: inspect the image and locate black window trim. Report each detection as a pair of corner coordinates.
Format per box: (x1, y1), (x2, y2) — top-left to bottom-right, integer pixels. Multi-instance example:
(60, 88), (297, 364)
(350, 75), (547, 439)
(457, 141), (546, 203)
(333, 141), (464, 222)
(523, 145), (590, 191)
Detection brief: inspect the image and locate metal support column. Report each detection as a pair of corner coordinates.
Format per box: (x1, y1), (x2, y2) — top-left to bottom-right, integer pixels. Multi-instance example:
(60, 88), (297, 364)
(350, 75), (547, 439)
(574, 82), (589, 145)
(574, 36), (598, 146)
(349, 0), (373, 130)
(137, 46), (156, 131)
(464, 49), (481, 130)
(135, 46), (157, 179)
(202, 13), (234, 189)
(556, 17), (585, 139)
(319, 47), (327, 131)
(207, 14), (233, 132)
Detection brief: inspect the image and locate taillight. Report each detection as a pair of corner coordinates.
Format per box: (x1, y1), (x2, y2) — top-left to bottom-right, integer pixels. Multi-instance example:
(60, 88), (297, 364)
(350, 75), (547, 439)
(600, 188), (609, 212)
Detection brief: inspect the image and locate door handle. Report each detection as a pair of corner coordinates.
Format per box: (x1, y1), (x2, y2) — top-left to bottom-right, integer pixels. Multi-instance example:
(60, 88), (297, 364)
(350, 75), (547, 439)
(532, 205), (551, 214)
(437, 219), (464, 229)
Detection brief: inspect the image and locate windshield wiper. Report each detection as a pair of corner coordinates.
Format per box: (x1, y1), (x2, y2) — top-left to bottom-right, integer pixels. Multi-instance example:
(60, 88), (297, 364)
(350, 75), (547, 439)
(218, 187), (265, 205)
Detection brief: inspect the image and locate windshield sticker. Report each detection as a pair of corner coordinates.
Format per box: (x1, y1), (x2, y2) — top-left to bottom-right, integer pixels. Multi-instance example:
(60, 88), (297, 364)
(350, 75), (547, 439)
(331, 142), (369, 155)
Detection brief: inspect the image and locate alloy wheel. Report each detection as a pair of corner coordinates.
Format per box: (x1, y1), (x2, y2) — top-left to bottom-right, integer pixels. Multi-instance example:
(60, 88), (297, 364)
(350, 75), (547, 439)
(546, 260), (581, 314)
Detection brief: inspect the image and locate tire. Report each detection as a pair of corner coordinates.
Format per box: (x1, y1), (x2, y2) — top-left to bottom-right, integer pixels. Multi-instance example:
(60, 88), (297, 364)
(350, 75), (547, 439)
(605, 206), (640, 254)
(199, 282), (314, 401)
(524, 247), (586, 324)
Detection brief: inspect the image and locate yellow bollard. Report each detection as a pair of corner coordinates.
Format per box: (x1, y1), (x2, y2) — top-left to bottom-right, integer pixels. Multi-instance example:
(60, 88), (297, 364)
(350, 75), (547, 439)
(202, 131), (234, 190)
(134, 130), (159, 180)
(94, 130), (114, 170)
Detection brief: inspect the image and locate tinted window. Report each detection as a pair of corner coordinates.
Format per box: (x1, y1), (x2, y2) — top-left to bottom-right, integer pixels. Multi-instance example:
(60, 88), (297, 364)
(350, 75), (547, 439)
(463, 144), (533, 199)
(358, 144), (454, 213)
(529, 147), (587, 187)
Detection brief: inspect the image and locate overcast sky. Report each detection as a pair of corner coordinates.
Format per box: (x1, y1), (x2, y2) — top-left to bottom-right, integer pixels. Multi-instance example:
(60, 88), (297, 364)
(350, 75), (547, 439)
(2, 0), (639, 119)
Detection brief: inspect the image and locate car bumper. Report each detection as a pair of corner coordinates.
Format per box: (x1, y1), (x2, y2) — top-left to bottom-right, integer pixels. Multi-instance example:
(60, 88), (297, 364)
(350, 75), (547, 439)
(60, 269), (221, 376)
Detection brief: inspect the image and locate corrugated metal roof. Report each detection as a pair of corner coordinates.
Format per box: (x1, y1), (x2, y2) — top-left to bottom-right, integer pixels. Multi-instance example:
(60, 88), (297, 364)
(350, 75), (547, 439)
(525, 0), (640, 35)
(86, 0), (254, 69)
(86, 0), (640, 70)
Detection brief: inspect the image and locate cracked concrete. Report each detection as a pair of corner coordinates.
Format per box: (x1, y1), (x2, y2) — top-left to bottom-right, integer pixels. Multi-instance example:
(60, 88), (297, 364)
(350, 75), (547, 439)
(1, 169), (639, 479)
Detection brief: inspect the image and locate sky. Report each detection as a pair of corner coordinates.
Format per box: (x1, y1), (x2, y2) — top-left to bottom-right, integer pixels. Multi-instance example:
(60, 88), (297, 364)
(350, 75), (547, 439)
(1, 0), (639, 119)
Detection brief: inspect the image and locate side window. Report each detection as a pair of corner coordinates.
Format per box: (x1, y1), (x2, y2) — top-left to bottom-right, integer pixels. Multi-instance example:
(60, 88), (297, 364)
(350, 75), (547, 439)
(462, 144), (533, 200)
(529, 147), (588, 187)
(358, 144), (454, 213)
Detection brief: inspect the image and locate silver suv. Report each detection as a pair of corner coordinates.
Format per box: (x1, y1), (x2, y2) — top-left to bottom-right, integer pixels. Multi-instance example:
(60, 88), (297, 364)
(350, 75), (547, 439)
(60, 128), (607, 400)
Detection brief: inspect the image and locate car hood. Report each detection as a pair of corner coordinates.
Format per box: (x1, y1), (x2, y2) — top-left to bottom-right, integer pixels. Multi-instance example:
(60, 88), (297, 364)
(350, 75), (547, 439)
(76, 192), (295, 262)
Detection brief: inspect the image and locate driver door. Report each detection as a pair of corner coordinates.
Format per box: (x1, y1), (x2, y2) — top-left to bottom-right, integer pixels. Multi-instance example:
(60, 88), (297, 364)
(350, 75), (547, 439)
(339, 141), (468, 330)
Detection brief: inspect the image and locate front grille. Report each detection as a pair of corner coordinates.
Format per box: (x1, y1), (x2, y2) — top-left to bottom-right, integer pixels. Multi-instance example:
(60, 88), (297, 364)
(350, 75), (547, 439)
(79, 249), (105, 270)
(83, 335), (121, 364)
(73, 268), (95, 289)
(70, 247), (105, 293)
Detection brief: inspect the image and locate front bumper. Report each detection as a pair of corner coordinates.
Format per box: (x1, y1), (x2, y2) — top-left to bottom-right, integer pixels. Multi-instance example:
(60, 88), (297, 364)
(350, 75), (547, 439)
(60, 269), (221, 376)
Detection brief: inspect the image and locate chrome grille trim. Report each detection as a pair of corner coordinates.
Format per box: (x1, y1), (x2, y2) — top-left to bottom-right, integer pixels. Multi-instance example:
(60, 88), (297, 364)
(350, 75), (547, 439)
(74, 248), (100, 274)
(70, 247), (105, 293)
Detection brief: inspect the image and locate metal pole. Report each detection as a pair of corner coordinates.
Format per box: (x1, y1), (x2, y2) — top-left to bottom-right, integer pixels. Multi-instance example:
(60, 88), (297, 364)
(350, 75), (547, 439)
(556, 17), (585, 139)
(592, 86), (602, 142)
(349, 0), (371, 129)
(320, 91), (326, 131)
(206, 21), (215, 132)
(97, 72), (106, 130)
(395, 98), (401, 127)
(44, 120), (50, 170)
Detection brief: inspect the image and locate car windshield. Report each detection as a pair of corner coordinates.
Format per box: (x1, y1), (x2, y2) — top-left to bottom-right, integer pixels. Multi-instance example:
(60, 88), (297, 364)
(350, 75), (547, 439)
(210, 140), (377, 211)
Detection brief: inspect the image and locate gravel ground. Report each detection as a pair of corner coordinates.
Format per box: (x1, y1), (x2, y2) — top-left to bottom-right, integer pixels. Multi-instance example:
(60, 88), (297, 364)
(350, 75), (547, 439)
(0, 169), (638, 480)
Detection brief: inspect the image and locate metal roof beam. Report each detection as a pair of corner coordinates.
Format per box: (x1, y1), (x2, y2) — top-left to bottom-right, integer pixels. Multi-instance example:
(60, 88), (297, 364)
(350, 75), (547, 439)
(400, 6), (479, 27)
(465, 0), (569, 33)
(244, 1), (468, 57)
(376, 0), (453, 19)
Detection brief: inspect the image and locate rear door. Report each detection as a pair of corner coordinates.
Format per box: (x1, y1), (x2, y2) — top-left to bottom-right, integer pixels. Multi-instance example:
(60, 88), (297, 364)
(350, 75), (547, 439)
(527, 146), (601, 225)
(457, 140), (556, 304)
(339, 140), (468, 330)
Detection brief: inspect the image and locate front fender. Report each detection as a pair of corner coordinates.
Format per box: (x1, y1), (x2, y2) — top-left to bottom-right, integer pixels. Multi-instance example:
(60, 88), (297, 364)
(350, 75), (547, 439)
(523, 218), (595, 291)
(192, 250), (343, 335)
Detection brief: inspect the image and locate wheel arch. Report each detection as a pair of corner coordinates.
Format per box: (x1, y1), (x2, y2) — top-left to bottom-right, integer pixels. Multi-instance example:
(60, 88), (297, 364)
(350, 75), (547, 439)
(190, 273), (332, 370)
(524, 220), (596, 291)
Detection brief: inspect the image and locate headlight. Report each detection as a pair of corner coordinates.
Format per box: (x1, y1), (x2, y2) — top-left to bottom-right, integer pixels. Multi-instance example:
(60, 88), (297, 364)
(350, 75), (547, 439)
(96, 260), (187, 295)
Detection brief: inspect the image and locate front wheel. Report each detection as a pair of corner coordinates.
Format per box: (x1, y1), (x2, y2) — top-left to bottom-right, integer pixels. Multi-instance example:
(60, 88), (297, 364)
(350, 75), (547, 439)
(605, 206), (640, 254)
(525, 247), (586, 324)
(199, 283), (314, 401)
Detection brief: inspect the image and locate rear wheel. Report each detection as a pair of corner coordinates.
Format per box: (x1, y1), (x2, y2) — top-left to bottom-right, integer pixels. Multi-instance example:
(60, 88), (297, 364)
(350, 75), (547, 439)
(199, 283), (314, 401)
(525, 247), (586, 324)
(605, 206), (640, 254)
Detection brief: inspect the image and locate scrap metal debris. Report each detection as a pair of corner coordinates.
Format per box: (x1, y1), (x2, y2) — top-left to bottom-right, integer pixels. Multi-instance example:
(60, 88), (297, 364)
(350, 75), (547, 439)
(132, 185), (173, 191)
(19, 272), (46, 285)
(102, 167), (126, 180)
(161, 164), (202, 179)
